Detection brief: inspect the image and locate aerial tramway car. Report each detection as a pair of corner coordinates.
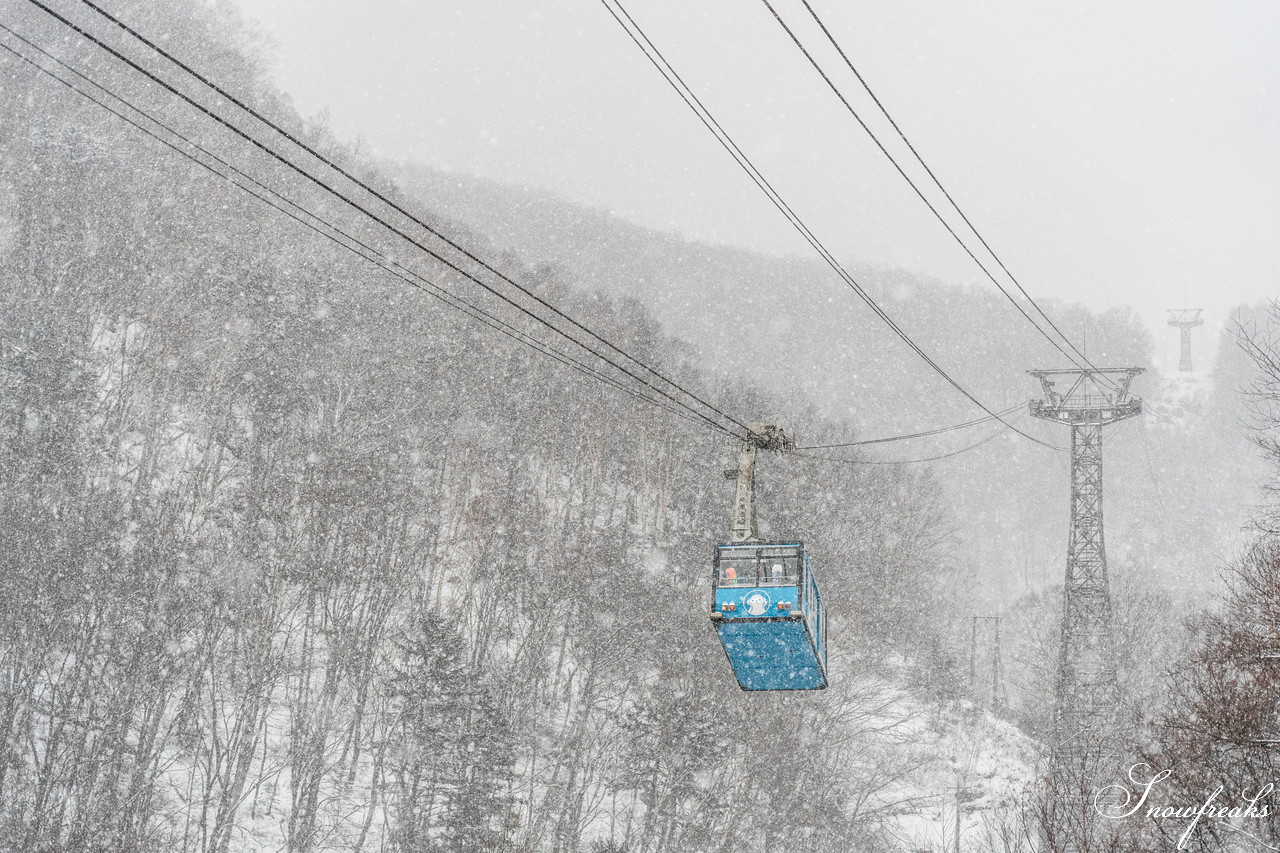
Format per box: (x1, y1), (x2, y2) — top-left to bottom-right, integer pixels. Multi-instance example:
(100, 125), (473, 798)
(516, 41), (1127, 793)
(710, 423), (828, 691)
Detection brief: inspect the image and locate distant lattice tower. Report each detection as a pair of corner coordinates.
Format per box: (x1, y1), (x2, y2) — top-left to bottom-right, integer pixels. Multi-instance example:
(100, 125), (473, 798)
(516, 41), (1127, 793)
(1029, 367), (1143, 851)
(1166, 309), (1204, 373)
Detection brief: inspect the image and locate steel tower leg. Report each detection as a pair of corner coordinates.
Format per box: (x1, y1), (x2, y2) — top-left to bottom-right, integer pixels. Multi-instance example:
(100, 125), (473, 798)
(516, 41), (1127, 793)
(1054, 423), (1118, 759)
(1179, 327), (1194, 373)
(1166, 309), (1204, 373)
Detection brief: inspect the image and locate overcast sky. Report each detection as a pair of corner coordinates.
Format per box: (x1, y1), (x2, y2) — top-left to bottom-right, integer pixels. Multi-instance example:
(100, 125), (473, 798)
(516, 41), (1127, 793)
(228, 0), (1278, 369)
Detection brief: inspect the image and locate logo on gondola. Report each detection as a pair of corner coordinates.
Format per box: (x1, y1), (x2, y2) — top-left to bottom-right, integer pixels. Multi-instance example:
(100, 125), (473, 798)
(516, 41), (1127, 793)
(743, 590), (771, 617)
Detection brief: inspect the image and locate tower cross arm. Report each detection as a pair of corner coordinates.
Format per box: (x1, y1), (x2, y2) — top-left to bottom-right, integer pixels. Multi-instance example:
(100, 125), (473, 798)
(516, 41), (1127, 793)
(1027, 368), (1145, 424)
(1166, 308), (1205, 328)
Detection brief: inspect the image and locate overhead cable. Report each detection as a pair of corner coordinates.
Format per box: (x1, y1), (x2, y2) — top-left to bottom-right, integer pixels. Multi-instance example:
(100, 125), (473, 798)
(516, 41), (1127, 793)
(795, 403), (1022, 450)
(601, 0), (1063, 453)
(0, 25), (728, 437)
(70, 0), (766, 429)
(20, 0), (1061, 457)
(759, 0), (1115, 388)
(795, 0), (1116, 388)
(795, 410), (1027, 465)
(26, 0), (753, 440)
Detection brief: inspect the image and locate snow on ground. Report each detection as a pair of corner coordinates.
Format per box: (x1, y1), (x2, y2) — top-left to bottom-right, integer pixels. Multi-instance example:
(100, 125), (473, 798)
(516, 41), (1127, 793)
(880, 699), (1040, 853)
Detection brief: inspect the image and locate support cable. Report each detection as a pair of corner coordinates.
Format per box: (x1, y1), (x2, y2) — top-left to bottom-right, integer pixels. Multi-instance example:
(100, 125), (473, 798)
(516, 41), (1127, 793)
(68, 0), (761, 431)
(17, 1), (1063, 455)
(602, 0), (1064, 452)
(25, 0), (754, 439)
(796, 403), (1021, 449)
(794, 410), (1027, 465)
(795, 0), (1107, 383)
(0, 19), (1042, 453)
(759, 0), (1116, 388)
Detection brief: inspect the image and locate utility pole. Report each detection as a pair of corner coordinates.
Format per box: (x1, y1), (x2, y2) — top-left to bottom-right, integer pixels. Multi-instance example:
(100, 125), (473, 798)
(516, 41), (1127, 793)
(954, 787), (961, 853)
(969, 618), (977, 690)
(990, 618), (1007, 710)
(1029, 367), (1143, 850)
(968, 616), (1008, 709)
(947, 782), (979, 853)
(1166, 309), (1204, 373)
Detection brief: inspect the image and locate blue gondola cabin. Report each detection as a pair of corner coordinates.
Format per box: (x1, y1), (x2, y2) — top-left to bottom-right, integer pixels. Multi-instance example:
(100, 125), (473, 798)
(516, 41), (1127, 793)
(710, 541), (827, 690)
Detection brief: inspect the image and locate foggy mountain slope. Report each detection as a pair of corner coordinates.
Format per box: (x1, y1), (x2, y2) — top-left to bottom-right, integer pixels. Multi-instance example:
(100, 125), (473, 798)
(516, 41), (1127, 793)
(0, 4), (1041, 851)
(0, 1), (1266, 848)
(1140, 312), (1275, 586)
(388, 160), (1256, 607)
(387, 159), (1137, 430)
(386, 161), (1272, 760)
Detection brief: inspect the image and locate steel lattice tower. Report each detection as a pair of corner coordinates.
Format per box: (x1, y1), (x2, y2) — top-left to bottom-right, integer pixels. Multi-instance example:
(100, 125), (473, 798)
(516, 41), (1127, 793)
(1029, 368), (1143, 759)
(1166, 309), (1204, 373)
(1030, 368), (1143, 852)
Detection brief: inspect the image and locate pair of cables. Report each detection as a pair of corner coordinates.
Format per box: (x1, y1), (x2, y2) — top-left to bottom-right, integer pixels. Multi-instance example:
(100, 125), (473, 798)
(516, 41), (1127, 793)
(6, 0), (1048, 463)
(0, 24), (721, 436)
(601, 0), (1064, 452)
(758, 0), (1116, 388)
(795, 406), (1031, 466)
(13, 0), (756, 443)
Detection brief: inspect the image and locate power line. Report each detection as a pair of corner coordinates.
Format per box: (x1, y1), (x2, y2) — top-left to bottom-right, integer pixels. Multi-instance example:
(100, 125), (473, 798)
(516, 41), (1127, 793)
(602, 0), (1063, 453)
(0, 25), (727, 437)
(758, 0), (1116, 388)
(25, 0), (753, 440)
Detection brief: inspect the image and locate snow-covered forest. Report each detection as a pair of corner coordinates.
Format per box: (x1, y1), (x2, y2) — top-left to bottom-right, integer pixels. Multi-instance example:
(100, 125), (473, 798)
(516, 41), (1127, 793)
(1, 2), (1278, 852)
